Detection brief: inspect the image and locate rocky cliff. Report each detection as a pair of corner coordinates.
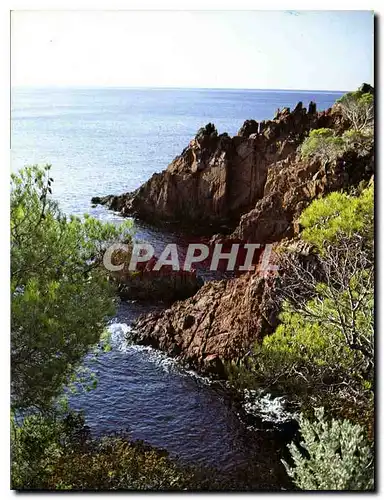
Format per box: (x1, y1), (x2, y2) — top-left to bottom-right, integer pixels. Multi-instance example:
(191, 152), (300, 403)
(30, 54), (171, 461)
(95, 93), (373, 376)
(228, 148), (372, 243)
(92, 102), (346, 233)
(131, 268), (279, 377)
(129, 239), (325, 376)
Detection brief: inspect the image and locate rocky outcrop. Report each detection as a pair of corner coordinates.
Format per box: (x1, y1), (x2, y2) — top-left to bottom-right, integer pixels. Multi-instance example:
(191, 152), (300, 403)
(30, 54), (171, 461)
(98, 91), (373, 376)
(92, 103), (345, 233)
(131, 266), (280, 377)
(129, 237), (327, 376)
(229, 148), (373, 244)
(108, 250), (204, 303)
(116, 271), (203, 303)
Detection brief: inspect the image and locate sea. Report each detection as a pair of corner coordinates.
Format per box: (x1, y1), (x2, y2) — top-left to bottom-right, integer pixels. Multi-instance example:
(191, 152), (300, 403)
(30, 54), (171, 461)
(11, 87), (344, 484)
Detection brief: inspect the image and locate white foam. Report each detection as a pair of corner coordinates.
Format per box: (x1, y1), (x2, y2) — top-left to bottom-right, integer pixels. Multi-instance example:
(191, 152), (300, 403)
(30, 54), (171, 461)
(107, 322), (134, 351)
(242, 389), (296, 423)
(106, 322), (212, 385)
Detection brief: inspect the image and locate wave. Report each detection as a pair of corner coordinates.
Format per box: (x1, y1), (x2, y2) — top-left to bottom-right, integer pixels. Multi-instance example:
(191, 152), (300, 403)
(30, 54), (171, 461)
(107, 322), (213, 385)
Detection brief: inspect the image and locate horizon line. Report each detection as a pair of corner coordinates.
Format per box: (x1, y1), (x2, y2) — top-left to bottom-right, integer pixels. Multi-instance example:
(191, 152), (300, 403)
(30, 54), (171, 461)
(11, 84), (352, 93)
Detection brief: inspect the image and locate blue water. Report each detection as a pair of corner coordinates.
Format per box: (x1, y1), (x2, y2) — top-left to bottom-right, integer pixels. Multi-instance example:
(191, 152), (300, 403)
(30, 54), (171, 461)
(12, 87), (343, 218)
(11, 87), (343, 481)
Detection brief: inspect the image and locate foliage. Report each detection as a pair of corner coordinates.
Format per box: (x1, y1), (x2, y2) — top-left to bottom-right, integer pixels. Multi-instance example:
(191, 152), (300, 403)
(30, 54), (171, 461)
(228, 186), (374, 438)
(300, 128), (344, 164)
(11, 165), (134, 411)
(274, 188), (374, 387)
(11, 412), (199, 491)
(341, 128), (373, 156)
(264, 308), (355, 374)
(229, 269), (372, 396)
(283, 408), (374, 491)
(336, 89), (374, 132)
(299, 185), (374, 249)
(300, 88), (374, 165)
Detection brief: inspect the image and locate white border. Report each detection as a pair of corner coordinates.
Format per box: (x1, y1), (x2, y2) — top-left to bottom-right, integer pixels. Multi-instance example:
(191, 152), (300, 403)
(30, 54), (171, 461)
(1, 2), (381, 498)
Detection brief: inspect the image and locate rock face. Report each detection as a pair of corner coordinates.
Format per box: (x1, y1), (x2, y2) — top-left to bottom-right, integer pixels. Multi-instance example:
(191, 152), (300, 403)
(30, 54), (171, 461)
(108, 251), (204, 303)
(116, 271), (203, 303)
(92, 104), (345, 232)
(129, 238), (326, 377)
(128, 149), (373, 375)
(230, 149), (373, 244)
(96, 93), (373, 376)
(131, 269), (279, 377)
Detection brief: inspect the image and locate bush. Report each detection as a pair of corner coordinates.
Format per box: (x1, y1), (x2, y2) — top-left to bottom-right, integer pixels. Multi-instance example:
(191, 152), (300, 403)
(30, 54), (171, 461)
(300, 87), (374, 164)
(228, 186), (374, 435)
(11, 165), (134, 410)
(264, 308), (355, 375)
(283, 408), (374, 490)
(300, 128), (344, 164)
(299, 185), (373, 250)
(11, 412), (198, 491)
(342, 128), (373, 156)
(336, 89), (374, 132)
(275, 187), (374, 385)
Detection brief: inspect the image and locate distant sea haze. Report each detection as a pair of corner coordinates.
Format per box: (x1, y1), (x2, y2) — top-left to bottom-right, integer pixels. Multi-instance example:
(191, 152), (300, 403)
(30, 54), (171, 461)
(11, 87), (343, 218)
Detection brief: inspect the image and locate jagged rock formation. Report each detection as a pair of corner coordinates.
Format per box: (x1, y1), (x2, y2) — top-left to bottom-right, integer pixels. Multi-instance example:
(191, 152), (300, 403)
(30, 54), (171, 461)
(92, 102), (346, 233)
(129, 238), (327, 376)
(229, 150), (373, 243)
(95, 92), (374, 376)
(131, 268), (279, 377)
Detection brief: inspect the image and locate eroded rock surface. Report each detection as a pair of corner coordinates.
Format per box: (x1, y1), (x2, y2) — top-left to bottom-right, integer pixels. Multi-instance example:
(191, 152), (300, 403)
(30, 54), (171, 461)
(92, 104), (345, 232)
(95, 95), (373, 376)
(131, 269), (279, 377)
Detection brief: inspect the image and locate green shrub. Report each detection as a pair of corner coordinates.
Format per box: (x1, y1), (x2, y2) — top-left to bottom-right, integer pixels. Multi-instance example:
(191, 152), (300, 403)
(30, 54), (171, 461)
(300, 128), (344, 164)
(283, 408), (374, 490)
(228, 185), (374, 436)
(11, 165), (133, 411)
(342, 128), (373, 156)
(264, 308), (355, 374)
(300, 87), (374, 164)
(299, 184), (373, 250)
(11, 412), (198, 491)
(336, 90), (374, 132)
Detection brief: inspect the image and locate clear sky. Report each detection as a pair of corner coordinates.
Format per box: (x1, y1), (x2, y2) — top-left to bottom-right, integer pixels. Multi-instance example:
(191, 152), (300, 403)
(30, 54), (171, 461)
(11, 10), (374, 91)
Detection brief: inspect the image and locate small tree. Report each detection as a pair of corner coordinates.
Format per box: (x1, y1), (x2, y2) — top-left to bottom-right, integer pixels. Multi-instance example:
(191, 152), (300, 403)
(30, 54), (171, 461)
(276, 186), (374, 376)
(11, 165), (133, 411)
(299, 185), (373, 250)
(300, 128), (344, 165)
(336, 90), (374, 132)
(342, 128), (373, 157)
(283, 408), (374, 490)
(228, 186), (374, 428)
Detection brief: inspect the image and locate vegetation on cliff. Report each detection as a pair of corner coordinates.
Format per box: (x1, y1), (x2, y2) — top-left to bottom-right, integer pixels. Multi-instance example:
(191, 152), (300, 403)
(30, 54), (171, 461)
(11, 165), (133, 411)
(223, 87), (375, 490)
(11, 86), (375, 491)
(300, 88), (373, 166)
(229, 183), (374, 489)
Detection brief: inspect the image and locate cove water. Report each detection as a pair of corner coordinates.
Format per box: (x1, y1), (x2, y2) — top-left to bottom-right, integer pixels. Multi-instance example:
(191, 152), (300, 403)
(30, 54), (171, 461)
(11, 87), (343, 480)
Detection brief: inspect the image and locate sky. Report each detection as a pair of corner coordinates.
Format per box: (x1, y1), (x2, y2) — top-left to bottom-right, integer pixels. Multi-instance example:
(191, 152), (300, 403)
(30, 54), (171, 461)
(11, 10), (374, 91)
